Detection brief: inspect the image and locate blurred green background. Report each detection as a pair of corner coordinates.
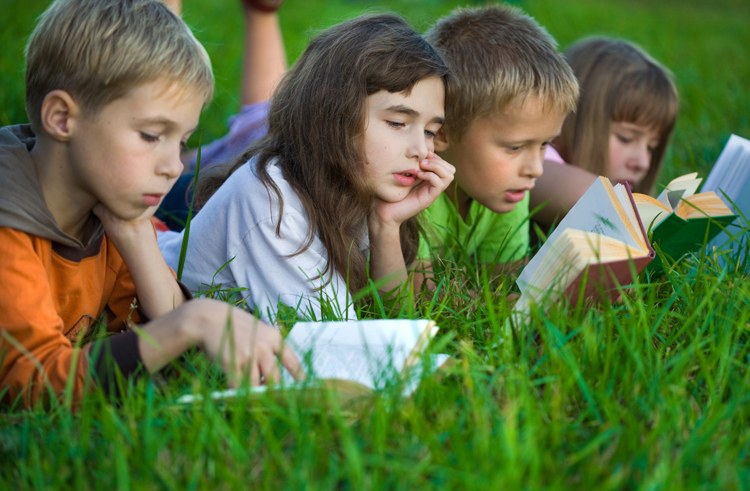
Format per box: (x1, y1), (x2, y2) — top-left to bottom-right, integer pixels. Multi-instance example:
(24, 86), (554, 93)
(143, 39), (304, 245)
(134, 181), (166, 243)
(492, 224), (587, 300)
(2, 0), (749, 184)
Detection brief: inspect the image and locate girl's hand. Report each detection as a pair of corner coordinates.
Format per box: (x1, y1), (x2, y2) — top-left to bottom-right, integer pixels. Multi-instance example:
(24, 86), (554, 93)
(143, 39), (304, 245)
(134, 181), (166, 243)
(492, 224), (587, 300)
(372, 152), (455, 226)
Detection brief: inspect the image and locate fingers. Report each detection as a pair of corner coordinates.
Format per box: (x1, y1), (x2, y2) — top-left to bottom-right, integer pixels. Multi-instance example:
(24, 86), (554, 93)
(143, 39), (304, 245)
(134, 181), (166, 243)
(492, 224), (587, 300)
(248, 362), (261, 386)
(279, 343), (305, 380)
(416, 154), (455, 191)
(215, 317), (305, 387)
(257, 350), (282, 384)
(421, 152), (456, 178)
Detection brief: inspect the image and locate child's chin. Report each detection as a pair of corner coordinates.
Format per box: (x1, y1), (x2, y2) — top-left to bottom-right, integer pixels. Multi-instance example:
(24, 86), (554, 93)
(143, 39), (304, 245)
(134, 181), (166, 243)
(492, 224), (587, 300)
(492, 201), (517, 214)
(377, 191), (410, 203)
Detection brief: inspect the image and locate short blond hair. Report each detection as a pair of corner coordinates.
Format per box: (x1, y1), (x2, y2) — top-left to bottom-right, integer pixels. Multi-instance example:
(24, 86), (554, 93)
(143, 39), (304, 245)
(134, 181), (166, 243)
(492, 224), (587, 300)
(426, 5), (579, 142)
(25, 0), (214, 130)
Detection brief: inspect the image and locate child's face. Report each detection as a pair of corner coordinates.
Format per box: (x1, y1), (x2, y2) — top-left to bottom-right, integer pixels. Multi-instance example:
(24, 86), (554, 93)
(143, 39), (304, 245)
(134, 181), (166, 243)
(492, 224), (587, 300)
(69, 79), (203, 220)
(362, 76), (445, 203)
(442, 95), (565, 214)
(607, 121), (660, 187)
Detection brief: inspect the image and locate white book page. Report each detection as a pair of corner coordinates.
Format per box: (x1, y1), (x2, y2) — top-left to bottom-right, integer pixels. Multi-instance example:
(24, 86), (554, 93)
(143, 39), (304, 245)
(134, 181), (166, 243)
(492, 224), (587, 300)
(518, 177), (639, 292)
(703, 134), (750, 258)
(283, 319), (436, 389)
(704, 134), (750, 215)
(656, 172), (702, 208)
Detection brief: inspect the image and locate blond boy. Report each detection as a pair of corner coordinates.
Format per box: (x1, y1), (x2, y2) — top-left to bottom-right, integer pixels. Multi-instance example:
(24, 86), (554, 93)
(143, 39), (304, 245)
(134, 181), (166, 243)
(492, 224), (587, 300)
(418, 6), (579, 270)
(0, 0), (300, 408)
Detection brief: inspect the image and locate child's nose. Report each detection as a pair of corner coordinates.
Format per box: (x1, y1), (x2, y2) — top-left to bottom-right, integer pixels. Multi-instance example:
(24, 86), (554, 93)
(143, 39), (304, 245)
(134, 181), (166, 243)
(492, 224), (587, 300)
(522, 152), (544, 179)
(629, 144), (651, 172)
(408, 131), (430, 161)
(159, 151), (184, 179)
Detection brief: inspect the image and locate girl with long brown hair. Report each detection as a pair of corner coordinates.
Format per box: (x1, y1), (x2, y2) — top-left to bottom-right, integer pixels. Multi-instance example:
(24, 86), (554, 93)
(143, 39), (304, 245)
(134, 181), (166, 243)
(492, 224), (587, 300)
(159, 13), (454, 321)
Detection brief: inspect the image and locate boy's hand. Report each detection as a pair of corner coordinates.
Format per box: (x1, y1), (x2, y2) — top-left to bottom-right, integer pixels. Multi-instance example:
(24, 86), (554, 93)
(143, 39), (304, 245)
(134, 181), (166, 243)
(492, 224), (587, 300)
(93, 203), (157, 249)
(188, 300), (304, 387)
(372, 152), (455, 226)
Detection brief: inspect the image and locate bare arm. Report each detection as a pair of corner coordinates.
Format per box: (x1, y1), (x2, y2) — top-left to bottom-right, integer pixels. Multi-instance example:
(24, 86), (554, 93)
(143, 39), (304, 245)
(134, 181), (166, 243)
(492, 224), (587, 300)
(94, 205), (185, 318)
(240, 5), (287, 105)
(530, 161), (598, 228)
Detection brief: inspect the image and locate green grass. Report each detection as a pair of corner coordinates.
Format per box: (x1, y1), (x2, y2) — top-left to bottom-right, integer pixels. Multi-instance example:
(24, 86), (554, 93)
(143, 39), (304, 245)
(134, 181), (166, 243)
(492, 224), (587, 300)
(2, 0), (750, 489)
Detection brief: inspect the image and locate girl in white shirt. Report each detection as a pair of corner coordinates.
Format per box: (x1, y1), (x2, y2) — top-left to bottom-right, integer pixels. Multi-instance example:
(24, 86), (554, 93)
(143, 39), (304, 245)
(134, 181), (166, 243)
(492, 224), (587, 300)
(159, 13), (454, 322)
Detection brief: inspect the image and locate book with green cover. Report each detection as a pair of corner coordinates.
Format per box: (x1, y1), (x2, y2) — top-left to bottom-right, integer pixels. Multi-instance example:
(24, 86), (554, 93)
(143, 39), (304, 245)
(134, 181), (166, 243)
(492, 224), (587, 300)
(634, 172), (736, 273)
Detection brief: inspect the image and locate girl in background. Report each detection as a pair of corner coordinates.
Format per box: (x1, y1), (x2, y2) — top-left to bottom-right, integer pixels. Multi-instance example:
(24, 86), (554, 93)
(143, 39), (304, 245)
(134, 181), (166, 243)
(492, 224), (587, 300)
(159, 13), (454, 321)
(532, 36), (679, 226)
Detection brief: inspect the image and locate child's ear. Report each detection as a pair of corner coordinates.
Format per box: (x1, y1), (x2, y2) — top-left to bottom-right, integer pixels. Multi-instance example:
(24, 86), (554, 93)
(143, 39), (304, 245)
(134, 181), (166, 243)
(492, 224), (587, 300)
(39, 90), (81, 142)
(434, 128), (449, 152)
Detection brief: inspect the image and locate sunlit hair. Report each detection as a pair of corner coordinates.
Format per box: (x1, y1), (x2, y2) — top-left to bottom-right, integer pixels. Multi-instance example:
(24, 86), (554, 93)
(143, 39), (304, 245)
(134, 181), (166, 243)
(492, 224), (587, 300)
(196, 13), (448, 292)
(555, 37), (679, 194)
(25, 0), (214, 131)
(425, 5), (579, 142)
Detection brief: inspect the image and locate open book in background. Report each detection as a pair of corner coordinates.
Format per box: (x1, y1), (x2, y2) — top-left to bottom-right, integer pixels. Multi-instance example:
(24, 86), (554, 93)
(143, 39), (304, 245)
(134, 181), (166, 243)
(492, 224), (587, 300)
(702, 134), (750, 266)
(177, 319), (445, 404)
(634, 172), (736, 273)
(516, 177), (654, 311)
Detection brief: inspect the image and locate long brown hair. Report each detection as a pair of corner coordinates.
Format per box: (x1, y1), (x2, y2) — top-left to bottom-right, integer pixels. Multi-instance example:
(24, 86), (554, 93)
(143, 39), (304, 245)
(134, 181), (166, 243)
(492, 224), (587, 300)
(555, 37), (679, 194)
(197, 13), (448, 292)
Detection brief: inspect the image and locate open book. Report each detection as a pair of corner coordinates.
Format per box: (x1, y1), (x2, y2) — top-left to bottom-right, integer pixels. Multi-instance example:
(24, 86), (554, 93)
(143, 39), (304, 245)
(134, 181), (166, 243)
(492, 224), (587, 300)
(516, 177), (654, 310)
(177, 319), (444, 404)
(634, 172), (736, 272)
(283, 318), (443, 396)
(702, 134), (750, 264)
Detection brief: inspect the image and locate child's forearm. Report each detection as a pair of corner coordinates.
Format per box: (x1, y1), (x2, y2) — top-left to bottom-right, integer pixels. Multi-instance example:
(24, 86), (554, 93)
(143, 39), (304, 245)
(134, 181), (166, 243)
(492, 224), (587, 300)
(530, 161), (597, 226)
(367, 217), (408, 293)
(94, 205), (187, 317)
(112, 226), (186, 318)
(121, 235), (186, 317)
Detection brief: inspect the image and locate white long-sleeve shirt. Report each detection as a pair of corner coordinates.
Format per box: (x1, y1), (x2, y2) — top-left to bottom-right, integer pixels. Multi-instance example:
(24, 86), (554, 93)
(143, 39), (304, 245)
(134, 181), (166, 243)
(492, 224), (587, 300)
(159, 161), (363, 322)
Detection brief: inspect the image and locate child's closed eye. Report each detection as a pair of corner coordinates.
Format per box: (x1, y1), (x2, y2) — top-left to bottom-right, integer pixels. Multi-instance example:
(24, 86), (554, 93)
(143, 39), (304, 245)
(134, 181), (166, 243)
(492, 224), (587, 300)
(139, 132), (160, 143)
(615, 133), (632, 144)
(386, 120), (405, 129)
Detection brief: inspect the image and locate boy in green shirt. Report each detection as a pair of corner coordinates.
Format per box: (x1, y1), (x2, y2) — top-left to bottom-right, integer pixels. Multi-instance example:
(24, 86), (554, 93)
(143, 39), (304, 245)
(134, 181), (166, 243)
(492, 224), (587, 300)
(418, 5), (579, 275)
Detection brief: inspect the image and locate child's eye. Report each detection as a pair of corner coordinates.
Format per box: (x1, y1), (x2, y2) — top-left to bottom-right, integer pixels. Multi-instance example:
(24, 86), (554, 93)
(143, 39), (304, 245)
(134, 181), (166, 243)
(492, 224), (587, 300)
(386, 120), (405, 129)
(180, 140), (189, 152)
(424, 129), (437, 139)
(140, 132), (160, 143)
(616, 134), (632, 144)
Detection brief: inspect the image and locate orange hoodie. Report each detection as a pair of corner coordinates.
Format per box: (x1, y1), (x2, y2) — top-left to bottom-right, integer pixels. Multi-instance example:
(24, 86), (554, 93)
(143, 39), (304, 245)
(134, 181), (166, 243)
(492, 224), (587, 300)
(0, 125), (142, 408)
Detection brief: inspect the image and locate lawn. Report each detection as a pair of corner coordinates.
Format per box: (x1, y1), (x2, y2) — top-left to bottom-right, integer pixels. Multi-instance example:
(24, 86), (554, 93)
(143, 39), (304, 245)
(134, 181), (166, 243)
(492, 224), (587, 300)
(2, 0), (750, 489)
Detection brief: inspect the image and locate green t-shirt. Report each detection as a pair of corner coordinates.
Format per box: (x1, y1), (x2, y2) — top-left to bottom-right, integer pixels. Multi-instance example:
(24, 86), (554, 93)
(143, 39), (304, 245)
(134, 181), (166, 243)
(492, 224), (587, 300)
(418, 193), (530, 264)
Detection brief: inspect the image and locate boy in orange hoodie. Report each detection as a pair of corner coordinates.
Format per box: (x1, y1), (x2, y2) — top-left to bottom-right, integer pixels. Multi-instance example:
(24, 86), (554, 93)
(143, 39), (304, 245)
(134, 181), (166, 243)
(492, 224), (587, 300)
(0, 0), (301, 408)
